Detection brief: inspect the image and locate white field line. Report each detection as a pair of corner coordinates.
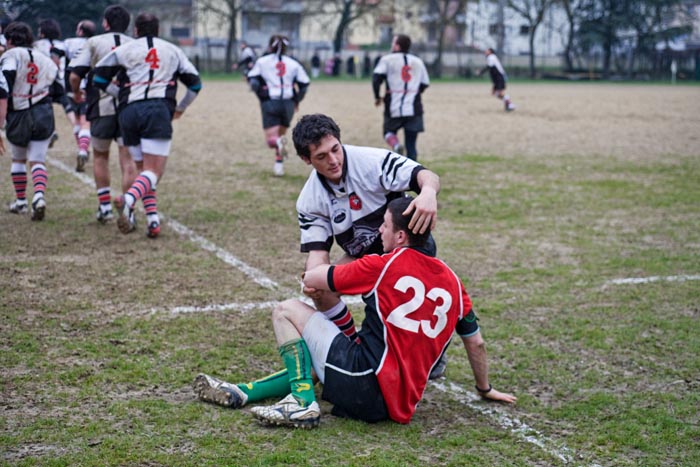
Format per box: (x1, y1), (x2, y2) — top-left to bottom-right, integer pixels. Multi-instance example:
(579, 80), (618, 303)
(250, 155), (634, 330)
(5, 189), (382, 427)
(50, 155), (590, 464)
(605, 274), (700, 286)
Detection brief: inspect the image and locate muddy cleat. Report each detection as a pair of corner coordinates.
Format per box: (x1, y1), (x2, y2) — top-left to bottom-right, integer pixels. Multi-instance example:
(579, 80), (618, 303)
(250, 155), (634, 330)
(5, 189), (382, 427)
(76, 149), (88, 172)
(48, 132), (59, 148)
(96, 207), (114, 224)
(31, 197), (46, 221)
(113, 195), (135, 234)
(393, 143), (405, 156)
(251, 393), (320, 429)
(276, 136), (288, 160)
(193, 374), (248, 409)
(9, 199), (29, 214)
(273, 161), (285, 177)
(428, 352), (448, 380)
(146, 220), (161, 238)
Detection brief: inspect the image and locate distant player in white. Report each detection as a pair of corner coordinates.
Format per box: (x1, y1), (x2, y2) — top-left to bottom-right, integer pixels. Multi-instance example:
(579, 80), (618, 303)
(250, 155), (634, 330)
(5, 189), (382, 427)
(480, 48), (516, 112)
(64, 19), (95, 171)
(70, 5), (137, 224)
(2, 21), (64, 221)
(373, 34), (429, 161)
(93, 12), (202, 238)
(247, 35), (310, 176)
(233, 40), (256, 76)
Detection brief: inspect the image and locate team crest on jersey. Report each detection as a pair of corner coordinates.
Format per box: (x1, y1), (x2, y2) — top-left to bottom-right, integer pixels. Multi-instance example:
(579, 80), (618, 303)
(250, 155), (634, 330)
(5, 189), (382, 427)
(332, 208), (346, 224)
(349, 193), (362, 210)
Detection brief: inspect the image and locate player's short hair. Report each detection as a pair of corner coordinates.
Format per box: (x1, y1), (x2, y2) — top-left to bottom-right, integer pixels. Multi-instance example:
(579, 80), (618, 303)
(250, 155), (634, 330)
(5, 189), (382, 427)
(38, 18), (61, 40)
(78, 20), (96, 38)
(135, 12), (159, 37)
(387, 196), (430, 248)
(269, 34), (289, 55)
(104, 5), (130, 33)
(394, 34), (411, 53)
(292, 114), (341, 159)
(5, 22), (34, 47)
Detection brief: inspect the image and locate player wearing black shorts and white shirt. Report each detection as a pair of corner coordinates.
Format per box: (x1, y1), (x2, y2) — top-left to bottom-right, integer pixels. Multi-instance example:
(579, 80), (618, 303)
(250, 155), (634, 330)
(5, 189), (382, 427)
(247, 34), (309, 176)
(70, 5), (137, 224)
(481, 48), (516, 112)
(193, 196), (516, 428)
(373, 34), (429, 161)
(93, 12), (201, 238)
(2, 22), (64, 221)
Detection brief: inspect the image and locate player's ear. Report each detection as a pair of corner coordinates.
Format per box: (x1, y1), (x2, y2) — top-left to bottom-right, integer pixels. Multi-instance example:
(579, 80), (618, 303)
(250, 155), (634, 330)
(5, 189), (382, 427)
(301, 156), (312, 165)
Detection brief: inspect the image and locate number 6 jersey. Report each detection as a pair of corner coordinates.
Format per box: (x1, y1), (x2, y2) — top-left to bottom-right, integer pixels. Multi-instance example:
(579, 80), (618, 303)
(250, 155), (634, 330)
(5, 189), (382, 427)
(327, 246), (472, 423)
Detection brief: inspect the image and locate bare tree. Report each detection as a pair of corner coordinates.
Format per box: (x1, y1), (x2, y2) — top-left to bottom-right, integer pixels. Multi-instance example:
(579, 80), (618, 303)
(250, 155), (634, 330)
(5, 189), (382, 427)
(425, 0), (469, 78)
(559, 0), (585, 71)
(507, 0), (555, 78)
(197, 0), (250, 73)
(305, 0), (384, 54)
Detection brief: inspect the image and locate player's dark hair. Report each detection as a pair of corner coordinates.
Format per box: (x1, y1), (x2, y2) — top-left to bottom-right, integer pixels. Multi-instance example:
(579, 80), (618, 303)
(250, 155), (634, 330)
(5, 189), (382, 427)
(387, 196), (430, 248)
(292, 114), (341, 159)
(78, 20), (96, 38)
(269, 34), (288, 56)
(38, 18), (61, 40)
(4, 22), (34, 47)
(394, 34), (411, 53)
(104, 5), (130, 33)
(135, 12), (159, 37)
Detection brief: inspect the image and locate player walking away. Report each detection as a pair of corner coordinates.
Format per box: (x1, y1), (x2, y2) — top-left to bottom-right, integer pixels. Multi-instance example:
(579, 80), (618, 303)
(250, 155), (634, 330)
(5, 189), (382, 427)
(194, 196), (516, 428)
(247, 34), (310, 177)
(233, 40), (256, 77)
(372, 34), (429, 161)
(70, 5), (137, 224)
(2, 22), (64, 221)
(65, 20), (95, 173)
(481, 48), (516, 112)
(93, 12), (201, 238)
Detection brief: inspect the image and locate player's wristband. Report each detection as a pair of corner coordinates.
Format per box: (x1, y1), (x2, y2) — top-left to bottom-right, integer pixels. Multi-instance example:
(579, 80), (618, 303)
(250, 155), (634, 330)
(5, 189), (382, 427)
(475, 384), (492, 394)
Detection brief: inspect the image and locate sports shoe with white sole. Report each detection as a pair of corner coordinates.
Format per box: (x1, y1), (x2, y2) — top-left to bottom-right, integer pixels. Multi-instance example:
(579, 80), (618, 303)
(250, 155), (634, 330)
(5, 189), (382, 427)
(193, 373), (248, 409)
(9, 199), (29, 214)
(250, 393), (320, 429)
(76, 149), (89, 172)
(276, 136), (288, 160)
(113, 195), (136, 234)
(31, 197), (46, 221)
(147, 220), (161, 238)
(96, 207), (114, 224)
(48, 132), (59, 148)
(273, 161), (285, 177)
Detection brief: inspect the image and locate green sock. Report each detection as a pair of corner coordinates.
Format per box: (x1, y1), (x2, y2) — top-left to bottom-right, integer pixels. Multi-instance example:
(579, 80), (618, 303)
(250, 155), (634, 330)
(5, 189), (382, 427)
(236, 370), (290, 403)
(278, 338), (315, 407)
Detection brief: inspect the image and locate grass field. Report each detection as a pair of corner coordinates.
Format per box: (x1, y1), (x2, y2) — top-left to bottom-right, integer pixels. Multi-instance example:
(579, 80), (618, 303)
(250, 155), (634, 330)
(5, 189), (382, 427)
(1, 80), (699, 466)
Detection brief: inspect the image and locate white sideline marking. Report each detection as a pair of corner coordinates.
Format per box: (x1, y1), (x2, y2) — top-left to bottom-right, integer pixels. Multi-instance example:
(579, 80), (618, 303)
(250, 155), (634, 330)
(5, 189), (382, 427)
(47, 157), (278, 289)
(432, 381), (601, 467)
(605, 274), (700, 286)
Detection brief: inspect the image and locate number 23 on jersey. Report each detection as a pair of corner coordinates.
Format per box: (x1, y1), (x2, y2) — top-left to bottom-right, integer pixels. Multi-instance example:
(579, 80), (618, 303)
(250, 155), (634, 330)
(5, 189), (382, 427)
(386, 275), (452, 339)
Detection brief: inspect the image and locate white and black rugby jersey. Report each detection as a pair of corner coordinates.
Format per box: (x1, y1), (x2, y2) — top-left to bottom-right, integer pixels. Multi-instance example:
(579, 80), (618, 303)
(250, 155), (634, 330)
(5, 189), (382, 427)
(33, 38), (67, 75)
(70, 33), (133, 119)
(486, 53), (507, 82)
(373, 52), (429, 118)
(93, 35), (201, 110)
(296, 145), (425, 257)
(247, 53), (310, 100)
(0, 47), (61, 111)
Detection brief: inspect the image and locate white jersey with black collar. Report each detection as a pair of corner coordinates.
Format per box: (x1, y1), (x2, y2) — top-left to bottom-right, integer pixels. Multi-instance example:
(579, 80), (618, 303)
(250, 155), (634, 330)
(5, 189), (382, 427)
(296, 145), (425, 257)
(373, 52), (429, 118)
(0, 47), (61, 111)
(247, 53), (309, 100)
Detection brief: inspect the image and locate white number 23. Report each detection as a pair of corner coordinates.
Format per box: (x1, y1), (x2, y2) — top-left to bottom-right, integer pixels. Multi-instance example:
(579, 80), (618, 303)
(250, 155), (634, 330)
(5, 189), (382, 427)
(386, 275), (452, 338)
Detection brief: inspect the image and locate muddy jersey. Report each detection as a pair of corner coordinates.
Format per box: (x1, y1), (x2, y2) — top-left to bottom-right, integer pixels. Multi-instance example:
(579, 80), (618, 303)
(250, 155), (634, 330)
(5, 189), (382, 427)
(71, 32), (133, 119)
(297, 145), (424, 257)
(93, 35), (201, 111)
(373, 52), (429, 118)
(328, 247), (471, 423)
(247, 53), (310, 101)
(0, 47), (62, 111)
(487, 52), (507, 83)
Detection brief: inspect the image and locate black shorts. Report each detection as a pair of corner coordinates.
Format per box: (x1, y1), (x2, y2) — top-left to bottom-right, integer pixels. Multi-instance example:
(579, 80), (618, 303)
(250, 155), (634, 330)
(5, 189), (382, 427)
(90, 115), (121, 140)
(492, 75), (506, 91)
(321, 333), (389, 423)
(6, 100), (55, 147)
(261, 99), (295, 129)
(383, 115), (424, 135)
(119, 99), (173, 147)
(67, 96), (88, 116)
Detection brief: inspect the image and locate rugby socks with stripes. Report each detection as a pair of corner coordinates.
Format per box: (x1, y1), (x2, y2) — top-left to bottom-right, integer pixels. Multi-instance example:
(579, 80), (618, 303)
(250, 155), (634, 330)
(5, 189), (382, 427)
(97, 187), (111, 213)
(31, 164), (48, 200)
(237, 370), (290, 403)
(142, 189), (159, 225)
(323, 300), (360, 344)
(279, 338), (316, 408)
(267, 136), (283, 162)
(78, 129), (90, 153)
(384, 132), (400, 151)
(124, 170), (157, 209)
(11, 163), (27, 202)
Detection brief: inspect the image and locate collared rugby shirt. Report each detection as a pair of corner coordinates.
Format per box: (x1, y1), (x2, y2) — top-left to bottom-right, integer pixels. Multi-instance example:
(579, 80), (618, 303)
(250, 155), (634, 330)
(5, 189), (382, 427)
(247, 53), (310, 101)
(0, 46), (61, 111)
(373, 52), (429, 118)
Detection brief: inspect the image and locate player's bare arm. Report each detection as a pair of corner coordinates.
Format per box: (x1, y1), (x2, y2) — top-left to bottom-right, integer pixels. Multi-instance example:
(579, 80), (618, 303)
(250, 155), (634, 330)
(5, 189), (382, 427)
(461, 333), (517, 404)
(302, 263), (332, 292)
(69, 72), (83, 103)
(404, 169), (440, 234)
(302, 250), (331, 298)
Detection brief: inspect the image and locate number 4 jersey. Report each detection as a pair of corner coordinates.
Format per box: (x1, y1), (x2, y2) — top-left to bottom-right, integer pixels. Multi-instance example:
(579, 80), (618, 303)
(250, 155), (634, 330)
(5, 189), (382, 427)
(327, 246), (473, 423)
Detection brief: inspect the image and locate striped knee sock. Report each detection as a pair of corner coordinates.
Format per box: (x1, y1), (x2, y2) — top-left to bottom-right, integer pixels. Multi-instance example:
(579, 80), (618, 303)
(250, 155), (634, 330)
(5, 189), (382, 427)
(97, 187), (111, 211)
(323, 300), (360, 344)
(125, 170), (157, 208)
(142, 189), (158, 224)
(78, 129), (90, 152)
(11, 163), (27, 202)
(31, 164), (48, 200)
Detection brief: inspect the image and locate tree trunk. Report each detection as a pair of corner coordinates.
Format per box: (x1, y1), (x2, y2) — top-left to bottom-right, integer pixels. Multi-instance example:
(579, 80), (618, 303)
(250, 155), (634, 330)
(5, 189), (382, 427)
(333, 0), (353, 54)
(528, 28), (536, 78)
(434, 20), (446, 78)
(225, 12), (237, 73)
